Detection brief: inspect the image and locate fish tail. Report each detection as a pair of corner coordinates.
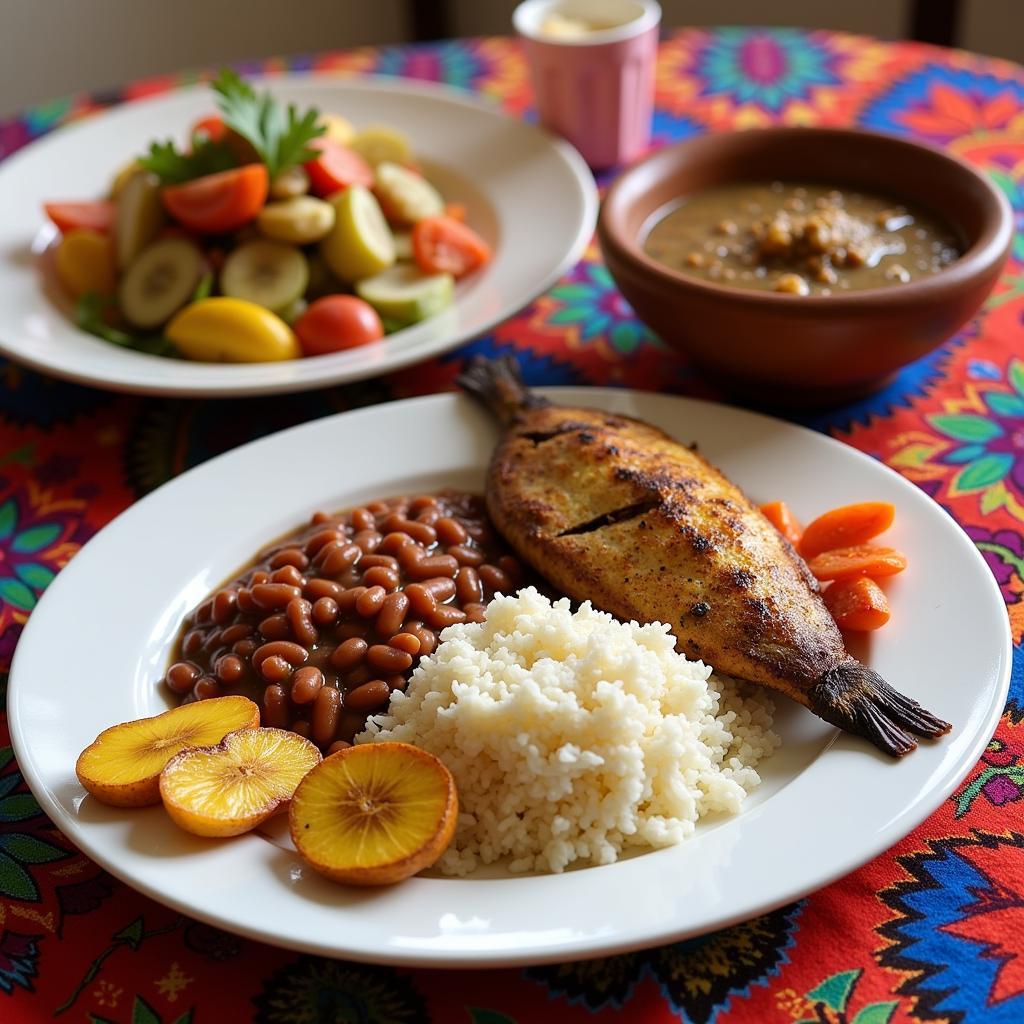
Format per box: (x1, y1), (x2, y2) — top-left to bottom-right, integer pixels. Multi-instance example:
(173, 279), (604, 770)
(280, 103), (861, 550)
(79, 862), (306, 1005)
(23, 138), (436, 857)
(809, 659), (951, 758)
(457, 356), (549, 428)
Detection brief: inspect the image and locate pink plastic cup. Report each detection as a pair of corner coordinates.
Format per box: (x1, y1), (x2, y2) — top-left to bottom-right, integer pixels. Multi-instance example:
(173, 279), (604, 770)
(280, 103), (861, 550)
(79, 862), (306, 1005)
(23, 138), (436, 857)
(514, 0), (661, 169)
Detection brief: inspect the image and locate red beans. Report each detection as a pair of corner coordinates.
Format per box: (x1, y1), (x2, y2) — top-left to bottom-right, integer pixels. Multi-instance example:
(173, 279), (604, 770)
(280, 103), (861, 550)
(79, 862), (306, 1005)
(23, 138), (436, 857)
(479, 564), (512, 594)
(406, 554), (459, 580)
(355, 585), (386, 616)
(166, 661), (199, 694)
(331, 636), (368, 671)
(405, 583), (437, 618)
(435, 516), (468, 546)
(389, 632), (421, 656)
(253, 640), (308, 669)
(169, 492), (521, 749)
(263, 684), (289, 728)
(366, 644), (414, 673)
(427, 605), (468, 629)
(362, 565), (400, 590)
(449, 544), (484, 566)
(215, 654), (244, 683)
(421, 577), (457, 602)
(271, 564), (305, 588)
(345, 679), (391, 712)
(212, 589), (237, 624)
(287, 598), (318, 647)
(312, 596), (339, 626)
(304, 578), (344, 602)
(376, 591), (409, 637)
(456, 567), (482, 604)
(194, 676), (221, 700)
(270, 547), (309, 570)
(291, 666), (325, 704)
(252, 583), (303, 610)
(312, 686), (341, 746)
(258, 614), (291, 641)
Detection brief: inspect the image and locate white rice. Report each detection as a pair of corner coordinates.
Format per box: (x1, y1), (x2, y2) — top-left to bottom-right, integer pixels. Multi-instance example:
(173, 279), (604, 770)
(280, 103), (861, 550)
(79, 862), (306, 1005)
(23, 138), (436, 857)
(357, 587), (779, 875)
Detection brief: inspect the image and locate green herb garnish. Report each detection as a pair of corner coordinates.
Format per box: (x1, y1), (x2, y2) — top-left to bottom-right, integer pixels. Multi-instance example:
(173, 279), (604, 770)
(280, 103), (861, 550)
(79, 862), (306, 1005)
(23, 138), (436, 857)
(139, 136), (236, 186)
(211, 69), (325, 180)
(75, 293), (179, 357)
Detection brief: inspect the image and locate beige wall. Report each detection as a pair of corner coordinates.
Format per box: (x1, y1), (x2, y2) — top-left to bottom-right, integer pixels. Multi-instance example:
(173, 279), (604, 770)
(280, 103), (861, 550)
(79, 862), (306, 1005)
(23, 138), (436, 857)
(2, 0), (1022, 118)
(0, 0), (408, 116)
(450, 0), (909, 39)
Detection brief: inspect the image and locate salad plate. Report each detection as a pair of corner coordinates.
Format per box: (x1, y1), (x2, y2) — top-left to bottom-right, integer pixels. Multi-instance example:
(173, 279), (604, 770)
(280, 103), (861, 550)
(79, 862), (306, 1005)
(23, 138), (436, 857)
(8, 389), (1010, 967)
(0, 76), (596, 396)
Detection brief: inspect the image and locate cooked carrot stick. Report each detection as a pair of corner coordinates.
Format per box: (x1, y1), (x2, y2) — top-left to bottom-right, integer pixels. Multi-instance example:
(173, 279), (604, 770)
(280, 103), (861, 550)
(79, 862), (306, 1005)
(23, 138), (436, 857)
(800, 501), (895, 558)
(759, 500), (803, 546)
(807, 545), (907, 582)
(822, 576), (891, 631)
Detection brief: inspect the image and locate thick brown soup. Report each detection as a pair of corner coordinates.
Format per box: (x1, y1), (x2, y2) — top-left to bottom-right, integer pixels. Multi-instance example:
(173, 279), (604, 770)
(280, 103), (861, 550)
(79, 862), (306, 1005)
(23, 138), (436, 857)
(643, 181), (960, 296)
(162, 492), (524, 752)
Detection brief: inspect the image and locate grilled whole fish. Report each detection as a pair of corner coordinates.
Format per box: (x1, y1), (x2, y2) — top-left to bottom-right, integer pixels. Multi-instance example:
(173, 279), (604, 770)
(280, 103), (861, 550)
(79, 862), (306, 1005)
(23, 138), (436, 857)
(458, 356), (950, 757)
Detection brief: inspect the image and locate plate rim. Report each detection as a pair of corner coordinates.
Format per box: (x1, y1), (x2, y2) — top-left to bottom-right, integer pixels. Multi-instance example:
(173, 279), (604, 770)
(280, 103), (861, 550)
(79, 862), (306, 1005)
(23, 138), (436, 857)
(8, 388), (1012, 967)
(0, 74), (597, 397)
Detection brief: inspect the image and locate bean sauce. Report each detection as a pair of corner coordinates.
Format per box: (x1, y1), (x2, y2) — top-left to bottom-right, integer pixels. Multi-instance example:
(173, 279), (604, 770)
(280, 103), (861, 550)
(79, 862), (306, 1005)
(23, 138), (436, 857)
(162, 492), (524, 749)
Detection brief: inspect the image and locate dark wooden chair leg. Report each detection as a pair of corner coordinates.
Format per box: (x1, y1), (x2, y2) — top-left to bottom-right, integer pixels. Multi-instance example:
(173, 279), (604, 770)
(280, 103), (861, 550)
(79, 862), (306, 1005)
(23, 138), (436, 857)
(908, 0), (963, 47)
(408, 0), (455, 43)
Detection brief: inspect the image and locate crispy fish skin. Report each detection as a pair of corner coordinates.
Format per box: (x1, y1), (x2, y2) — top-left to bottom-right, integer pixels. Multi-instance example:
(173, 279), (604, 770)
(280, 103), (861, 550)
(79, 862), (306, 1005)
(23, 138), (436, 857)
(459, 356), (950, 757)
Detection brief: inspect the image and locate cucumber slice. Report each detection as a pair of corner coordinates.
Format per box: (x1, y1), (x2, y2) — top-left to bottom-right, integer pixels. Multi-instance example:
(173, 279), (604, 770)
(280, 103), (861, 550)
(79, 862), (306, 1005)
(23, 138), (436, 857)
(115, 170), (164, 270)
(374, 162), (444, 226)
(118, 237), (204, 329)
(320, 185), (395, 283)
(220, 241), (309, 313)
(355, 264), (454, 326)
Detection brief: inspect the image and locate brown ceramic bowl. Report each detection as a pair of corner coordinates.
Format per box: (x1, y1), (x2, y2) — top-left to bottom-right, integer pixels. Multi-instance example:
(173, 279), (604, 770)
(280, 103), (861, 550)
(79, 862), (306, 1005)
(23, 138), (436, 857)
(598, 127), (1013, 404)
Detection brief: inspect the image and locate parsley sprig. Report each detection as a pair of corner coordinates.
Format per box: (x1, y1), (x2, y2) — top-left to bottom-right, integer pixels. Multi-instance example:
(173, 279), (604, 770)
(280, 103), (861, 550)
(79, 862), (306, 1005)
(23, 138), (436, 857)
(138, 68), (324, 186)
(139, 136), (236, 186)
(212, 69), (324, 180)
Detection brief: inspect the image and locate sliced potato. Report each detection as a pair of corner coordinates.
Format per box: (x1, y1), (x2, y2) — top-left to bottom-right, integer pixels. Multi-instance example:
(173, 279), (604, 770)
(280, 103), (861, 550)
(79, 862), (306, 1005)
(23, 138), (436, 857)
(350, 126), (412, 168)
(269, 165), (311, 201)
(258, 196), (335, 246)
(374, 162), (444, 226)
(319, 113), (355, 146)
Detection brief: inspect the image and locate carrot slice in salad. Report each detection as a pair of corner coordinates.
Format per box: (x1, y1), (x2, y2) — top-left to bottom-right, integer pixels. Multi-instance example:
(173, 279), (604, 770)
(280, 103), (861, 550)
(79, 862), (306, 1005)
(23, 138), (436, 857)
(807, 545), (907, 582)
(759, 501), (803, 546)
(800, 501), (895, 558)
(822, 576), (891, 631)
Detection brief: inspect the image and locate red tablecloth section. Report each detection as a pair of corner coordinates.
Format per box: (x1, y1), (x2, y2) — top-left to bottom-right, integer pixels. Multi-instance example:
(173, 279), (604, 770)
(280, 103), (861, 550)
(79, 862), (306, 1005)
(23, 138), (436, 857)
(0, 28), (1022, 1023)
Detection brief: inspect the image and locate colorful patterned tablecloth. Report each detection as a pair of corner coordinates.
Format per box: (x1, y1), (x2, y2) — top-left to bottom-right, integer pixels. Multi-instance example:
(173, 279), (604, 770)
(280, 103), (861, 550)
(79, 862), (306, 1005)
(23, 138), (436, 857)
(0, 27), (1023, 1023)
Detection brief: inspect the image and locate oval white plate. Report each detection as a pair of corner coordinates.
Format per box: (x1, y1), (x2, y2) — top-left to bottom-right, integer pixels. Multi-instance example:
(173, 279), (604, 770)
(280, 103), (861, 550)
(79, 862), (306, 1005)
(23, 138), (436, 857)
(0, 76), (596, 396)
(8, 390), (1010, 967)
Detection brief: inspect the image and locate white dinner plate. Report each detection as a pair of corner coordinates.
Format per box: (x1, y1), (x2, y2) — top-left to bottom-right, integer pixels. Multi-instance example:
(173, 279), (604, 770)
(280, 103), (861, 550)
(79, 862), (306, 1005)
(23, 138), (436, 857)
(8, 389), (1010, 967)
(0, 76), (595, 396)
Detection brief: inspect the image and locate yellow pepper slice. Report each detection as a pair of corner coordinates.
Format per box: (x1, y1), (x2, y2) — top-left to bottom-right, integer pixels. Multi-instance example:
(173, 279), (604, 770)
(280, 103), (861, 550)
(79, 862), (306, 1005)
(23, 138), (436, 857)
(166, 297), (301, 363)
(55, 229), (116, 299)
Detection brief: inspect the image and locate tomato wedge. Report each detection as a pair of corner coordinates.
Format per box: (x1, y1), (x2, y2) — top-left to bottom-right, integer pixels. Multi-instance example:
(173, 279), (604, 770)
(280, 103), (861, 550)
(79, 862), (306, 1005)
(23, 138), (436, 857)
(304, 139), (373, 197)
(162, 165), (268, 234)
(412, 215), (492, 278)
(191, 115), (227, 143)
(759, 500), (802, 546)
(44, 200), (116, 235)
(822, 576), (891, 631)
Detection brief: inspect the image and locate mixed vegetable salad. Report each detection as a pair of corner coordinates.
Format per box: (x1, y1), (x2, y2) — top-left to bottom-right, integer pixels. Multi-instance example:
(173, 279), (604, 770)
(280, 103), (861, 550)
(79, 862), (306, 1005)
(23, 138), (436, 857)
(44, 71), (492, 362)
